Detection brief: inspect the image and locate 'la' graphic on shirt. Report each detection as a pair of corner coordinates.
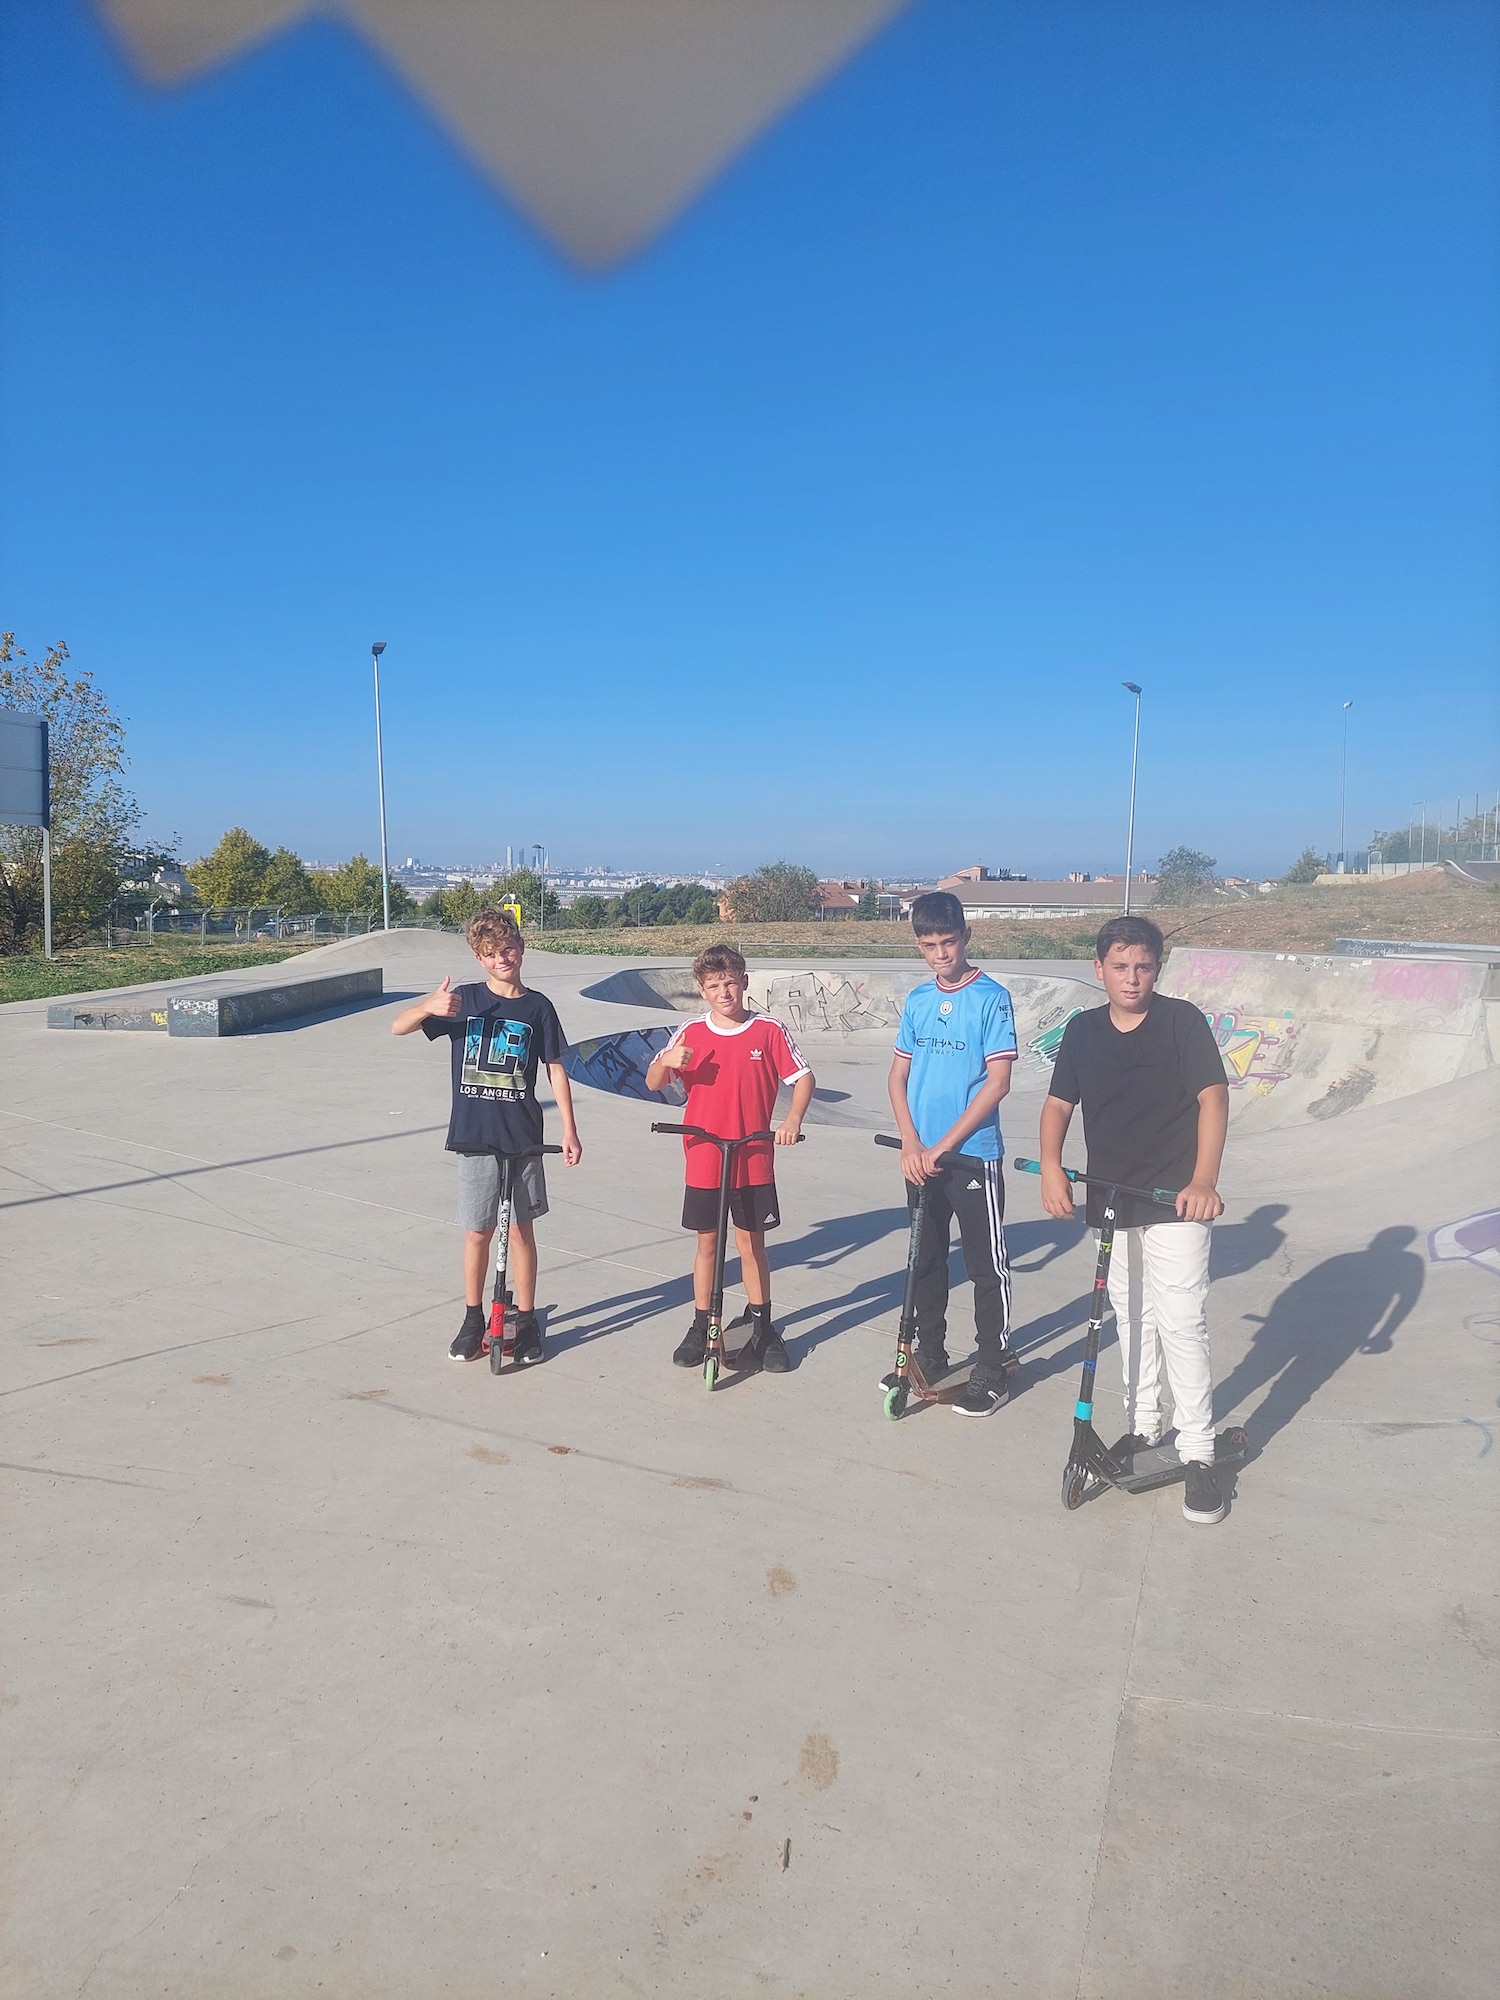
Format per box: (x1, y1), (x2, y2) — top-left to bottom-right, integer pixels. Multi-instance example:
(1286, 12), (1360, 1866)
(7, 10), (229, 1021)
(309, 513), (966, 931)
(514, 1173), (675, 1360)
(461, 1016), (532, 1099)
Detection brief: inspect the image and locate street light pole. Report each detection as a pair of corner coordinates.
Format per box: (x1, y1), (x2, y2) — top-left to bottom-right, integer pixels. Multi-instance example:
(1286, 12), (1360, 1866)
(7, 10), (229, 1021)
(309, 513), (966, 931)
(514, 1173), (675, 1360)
(371, 642), (390, 932)
(1338, 701), (1353, 872)
(1121, 683), (1142, 915)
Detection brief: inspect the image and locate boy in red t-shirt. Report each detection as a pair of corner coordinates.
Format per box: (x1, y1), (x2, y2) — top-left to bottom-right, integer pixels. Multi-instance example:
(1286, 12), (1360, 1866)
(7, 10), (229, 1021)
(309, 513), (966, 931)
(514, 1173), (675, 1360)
(645, 944), (814, 1373)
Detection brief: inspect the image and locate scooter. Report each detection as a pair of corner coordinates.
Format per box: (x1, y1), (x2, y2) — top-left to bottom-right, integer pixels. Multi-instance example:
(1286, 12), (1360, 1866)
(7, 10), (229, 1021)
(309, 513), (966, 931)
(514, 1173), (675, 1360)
(651, 1123), (804, 1388)
(1012, 1157), (1249, 1508)
(484, 1143), (563, 1375)
(873, 1134), (1021, 1418)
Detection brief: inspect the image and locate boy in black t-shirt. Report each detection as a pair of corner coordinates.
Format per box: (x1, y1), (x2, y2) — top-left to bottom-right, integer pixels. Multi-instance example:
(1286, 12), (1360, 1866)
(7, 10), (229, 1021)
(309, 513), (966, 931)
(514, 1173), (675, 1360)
(1039, 915), (1232, 1524)
(392, 907), (582, 1363)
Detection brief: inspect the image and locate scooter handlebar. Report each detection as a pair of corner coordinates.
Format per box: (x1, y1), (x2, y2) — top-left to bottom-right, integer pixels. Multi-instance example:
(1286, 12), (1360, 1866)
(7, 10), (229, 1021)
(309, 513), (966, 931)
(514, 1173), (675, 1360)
(1013, 1156), (1179, 1208)
(874, 1133), (976, 1173)
(651, 1124), (804, 1146)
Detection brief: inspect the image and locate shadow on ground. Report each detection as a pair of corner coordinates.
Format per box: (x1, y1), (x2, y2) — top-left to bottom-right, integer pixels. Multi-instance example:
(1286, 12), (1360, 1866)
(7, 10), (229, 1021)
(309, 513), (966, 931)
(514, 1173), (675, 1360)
(1218, 1226), (1424, 1452)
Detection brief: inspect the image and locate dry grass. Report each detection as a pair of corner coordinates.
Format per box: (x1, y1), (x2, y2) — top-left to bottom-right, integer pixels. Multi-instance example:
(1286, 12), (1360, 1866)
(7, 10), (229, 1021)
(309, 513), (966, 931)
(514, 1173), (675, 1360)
(532, 873), (1500, 960)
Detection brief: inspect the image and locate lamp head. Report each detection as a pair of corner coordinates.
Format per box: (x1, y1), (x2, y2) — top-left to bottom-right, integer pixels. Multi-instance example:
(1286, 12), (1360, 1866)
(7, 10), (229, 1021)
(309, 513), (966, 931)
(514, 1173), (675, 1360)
(1122, 681), (1142, 696)
(371, 641), (387, 658)
(1343, 699), (1353, 710)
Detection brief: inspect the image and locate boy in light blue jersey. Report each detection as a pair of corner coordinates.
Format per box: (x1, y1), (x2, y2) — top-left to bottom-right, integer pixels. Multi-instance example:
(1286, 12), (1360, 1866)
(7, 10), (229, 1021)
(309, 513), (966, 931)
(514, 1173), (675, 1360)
(887, 891), (1019, 1417)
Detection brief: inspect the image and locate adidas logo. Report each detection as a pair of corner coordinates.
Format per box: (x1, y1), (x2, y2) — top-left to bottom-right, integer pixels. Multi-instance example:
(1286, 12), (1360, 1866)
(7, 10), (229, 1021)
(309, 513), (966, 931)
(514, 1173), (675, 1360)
(967, 1179), (981, 1189)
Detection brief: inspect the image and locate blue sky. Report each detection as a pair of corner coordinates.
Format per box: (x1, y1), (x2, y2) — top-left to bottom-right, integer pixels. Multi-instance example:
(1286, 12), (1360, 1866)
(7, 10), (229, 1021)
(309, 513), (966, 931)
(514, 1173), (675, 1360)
(2, 0), (1496, 879)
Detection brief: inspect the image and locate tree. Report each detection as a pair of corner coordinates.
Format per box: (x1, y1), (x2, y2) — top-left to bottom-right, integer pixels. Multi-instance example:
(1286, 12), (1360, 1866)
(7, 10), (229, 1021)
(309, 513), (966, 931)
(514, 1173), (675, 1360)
(567, 895), (610, 929)
(1152, 846), (1218, 907)
(489, 867), (560, 926)
(188, 828), (273, 907)
(1282, 847), (1325, 885)
(856, 887), (879, 920)
(258, 847), (320, 913)
(0, 635), (143, 951)
(723, 860), (821, 924)
(309, 853), (412, 915)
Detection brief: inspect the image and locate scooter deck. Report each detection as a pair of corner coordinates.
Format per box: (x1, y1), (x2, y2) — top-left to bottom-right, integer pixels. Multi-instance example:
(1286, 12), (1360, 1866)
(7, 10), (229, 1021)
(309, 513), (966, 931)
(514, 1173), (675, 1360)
(1109, 1426), (1249, 1494)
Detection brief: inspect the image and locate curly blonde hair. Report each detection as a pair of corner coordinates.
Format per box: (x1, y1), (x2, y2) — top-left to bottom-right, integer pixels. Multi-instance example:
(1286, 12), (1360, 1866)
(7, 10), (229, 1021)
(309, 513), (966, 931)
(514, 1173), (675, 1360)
(465, 906), (524, 956)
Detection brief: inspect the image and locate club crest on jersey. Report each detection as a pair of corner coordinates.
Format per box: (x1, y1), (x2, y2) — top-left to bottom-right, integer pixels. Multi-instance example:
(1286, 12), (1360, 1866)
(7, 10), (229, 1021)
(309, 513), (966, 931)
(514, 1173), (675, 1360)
(938, 1000), (953, 1017)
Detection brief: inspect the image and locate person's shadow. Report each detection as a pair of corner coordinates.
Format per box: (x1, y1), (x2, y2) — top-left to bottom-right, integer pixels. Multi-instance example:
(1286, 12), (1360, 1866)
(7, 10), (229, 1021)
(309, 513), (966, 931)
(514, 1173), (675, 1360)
(1211, 1203), (1290, 1280)
(1216, 1226), (1424, 1453)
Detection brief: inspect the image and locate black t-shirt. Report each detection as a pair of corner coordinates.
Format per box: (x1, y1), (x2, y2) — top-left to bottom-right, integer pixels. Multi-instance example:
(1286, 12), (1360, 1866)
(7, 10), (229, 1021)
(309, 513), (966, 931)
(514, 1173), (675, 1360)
(1047, 994), (1227, 1227)
(422, 984), (567, 1155)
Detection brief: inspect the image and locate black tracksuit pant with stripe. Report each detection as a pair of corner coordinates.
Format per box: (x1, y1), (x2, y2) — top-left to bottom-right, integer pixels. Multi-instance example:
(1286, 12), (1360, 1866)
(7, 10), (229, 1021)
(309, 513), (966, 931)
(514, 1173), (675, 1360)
(906, 1157), (1013, 1376)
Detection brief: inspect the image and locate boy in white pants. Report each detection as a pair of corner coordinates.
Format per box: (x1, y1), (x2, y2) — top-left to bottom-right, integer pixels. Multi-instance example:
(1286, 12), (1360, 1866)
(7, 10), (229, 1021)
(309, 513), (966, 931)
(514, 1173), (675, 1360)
(1038, 915), (1231, 1523)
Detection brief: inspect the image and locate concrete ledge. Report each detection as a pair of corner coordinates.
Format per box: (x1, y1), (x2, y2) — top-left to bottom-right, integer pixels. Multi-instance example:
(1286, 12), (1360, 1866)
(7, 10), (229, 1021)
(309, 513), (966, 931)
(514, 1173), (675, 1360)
(48, 968), (383, 1036)
(45, 1000), (172, 1032)
(169, 967), (383, 1036)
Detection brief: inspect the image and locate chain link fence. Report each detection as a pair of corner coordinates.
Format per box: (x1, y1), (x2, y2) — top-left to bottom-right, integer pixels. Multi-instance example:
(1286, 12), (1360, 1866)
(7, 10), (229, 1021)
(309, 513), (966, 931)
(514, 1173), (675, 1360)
(104, 907), (457, 945)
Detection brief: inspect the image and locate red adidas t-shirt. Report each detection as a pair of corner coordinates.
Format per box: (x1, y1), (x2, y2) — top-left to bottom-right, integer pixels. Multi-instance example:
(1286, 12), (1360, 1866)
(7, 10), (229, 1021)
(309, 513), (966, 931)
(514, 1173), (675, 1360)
(664, 1012), (811, 1189)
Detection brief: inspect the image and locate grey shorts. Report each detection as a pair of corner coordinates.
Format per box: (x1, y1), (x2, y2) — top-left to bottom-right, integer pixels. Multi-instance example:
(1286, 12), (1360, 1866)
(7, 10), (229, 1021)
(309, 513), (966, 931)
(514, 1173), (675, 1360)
(454, 1152), (549, 1232)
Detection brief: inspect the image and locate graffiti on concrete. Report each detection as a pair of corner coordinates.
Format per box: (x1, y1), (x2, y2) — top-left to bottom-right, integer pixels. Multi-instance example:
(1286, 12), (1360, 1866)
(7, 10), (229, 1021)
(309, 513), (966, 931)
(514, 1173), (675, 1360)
(1429, 1209), (1500, 1280)
(760, 973), (905, 1035)
(1026, 1008), (1084, 1067)
(1203, 1009), (1301, 1093)
(564, 1026), (686, 1105)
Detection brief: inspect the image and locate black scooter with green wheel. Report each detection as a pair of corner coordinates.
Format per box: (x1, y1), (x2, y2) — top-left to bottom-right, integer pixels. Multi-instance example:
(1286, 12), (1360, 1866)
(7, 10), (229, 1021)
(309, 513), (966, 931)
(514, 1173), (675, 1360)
(1013, 1158), (1249, 1507)
(873, 1134), (1018, 1419)
(483, 1144), (563, 1374)
(650, 1123), (804, 1389)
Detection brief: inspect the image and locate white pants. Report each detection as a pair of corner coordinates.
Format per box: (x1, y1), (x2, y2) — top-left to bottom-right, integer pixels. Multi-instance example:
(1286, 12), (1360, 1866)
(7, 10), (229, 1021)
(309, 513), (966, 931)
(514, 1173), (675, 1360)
(1103, 1221), (1215, 1464)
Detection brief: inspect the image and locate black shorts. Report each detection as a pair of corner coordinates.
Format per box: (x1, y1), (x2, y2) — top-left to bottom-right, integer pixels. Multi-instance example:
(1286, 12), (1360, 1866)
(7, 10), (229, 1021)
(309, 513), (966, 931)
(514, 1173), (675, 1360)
(681, 1182), (781, 1233)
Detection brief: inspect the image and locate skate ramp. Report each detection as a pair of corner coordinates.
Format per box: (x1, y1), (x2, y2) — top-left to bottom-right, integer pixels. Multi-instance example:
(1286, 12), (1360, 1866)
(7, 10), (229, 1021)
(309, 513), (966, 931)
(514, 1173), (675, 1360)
(577, 964), (1099, 1075)
(1160, 947), (1500, 1131)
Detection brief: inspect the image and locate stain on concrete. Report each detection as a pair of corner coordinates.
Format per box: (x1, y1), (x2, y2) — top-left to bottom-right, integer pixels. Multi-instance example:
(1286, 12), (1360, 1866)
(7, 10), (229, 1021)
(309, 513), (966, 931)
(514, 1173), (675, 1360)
(673, 1474), (731, 1490)
(548, 1445), (574, 1455)
(766, 1565), (797, 1597)
(37, 1338), (100, 1348)
(194, 1374), (232, 1387)
(467, 1444), (510, 1467)
(1308, 1066), (1377, 1119)
(341, 1388), (391, 1401)
(798, 1730), (839, 1791)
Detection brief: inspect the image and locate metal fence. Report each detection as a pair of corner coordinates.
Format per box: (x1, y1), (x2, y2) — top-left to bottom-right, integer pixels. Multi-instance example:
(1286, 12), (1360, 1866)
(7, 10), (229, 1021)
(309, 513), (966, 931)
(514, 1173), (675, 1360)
(104, 908), (456, 945)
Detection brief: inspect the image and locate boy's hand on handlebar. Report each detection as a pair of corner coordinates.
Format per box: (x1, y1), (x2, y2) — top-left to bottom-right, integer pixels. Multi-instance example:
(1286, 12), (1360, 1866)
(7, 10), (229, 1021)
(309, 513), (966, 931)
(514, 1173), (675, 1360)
(900, 1143), (938, 1184)
(1175, 1179), (1223, 1222)
(1039, 1163), (1075, 1219)
(774, 1116), (802, 1146)
(425, 976), (461, 1019)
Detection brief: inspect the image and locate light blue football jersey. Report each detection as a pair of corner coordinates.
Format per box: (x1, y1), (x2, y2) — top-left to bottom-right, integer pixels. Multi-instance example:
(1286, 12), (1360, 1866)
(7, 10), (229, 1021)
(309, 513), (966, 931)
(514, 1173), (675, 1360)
(893, 971), (1018, 1161)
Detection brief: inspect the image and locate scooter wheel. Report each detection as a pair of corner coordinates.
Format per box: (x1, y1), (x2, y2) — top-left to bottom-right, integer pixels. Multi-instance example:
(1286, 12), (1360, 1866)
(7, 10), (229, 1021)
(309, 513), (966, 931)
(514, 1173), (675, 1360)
(489, 1338), (504, 1375)
(883, 1383), (909, 1421)
(704, 1353), (720, 1390)
(1061, 1462), (1090, 1511)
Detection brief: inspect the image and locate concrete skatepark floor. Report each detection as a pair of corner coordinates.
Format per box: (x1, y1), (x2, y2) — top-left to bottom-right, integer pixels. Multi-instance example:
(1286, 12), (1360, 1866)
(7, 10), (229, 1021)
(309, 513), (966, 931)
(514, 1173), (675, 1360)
(2, 932), (1496, 1999)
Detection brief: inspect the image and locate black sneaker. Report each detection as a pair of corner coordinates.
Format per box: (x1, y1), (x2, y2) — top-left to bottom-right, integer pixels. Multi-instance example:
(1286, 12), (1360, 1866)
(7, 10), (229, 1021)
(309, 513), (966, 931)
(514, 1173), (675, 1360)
(878, 1344), (948, 1391)
(449, 1308), (486, 1363)
(951, 1365), (1012, 1418)
(1182, 1460), (1228, 1524)
(673, 1319), (709, 1368)
(510, 1316), (545, 1366)
(735, 1320), (791, 1374)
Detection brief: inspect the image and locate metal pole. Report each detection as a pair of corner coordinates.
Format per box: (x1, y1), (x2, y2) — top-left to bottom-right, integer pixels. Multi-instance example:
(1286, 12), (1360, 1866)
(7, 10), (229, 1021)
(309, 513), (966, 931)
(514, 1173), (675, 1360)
(42, 826), (52, 960)
(1121, 683), (1142, 915)
(1338, 702), (1353, 872)
(372, 643), (390, 931)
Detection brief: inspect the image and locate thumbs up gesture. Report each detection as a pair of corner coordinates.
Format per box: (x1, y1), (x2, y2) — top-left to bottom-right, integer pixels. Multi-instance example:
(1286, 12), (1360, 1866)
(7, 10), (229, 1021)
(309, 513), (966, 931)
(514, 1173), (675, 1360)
(426, 975), (461, 1019)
